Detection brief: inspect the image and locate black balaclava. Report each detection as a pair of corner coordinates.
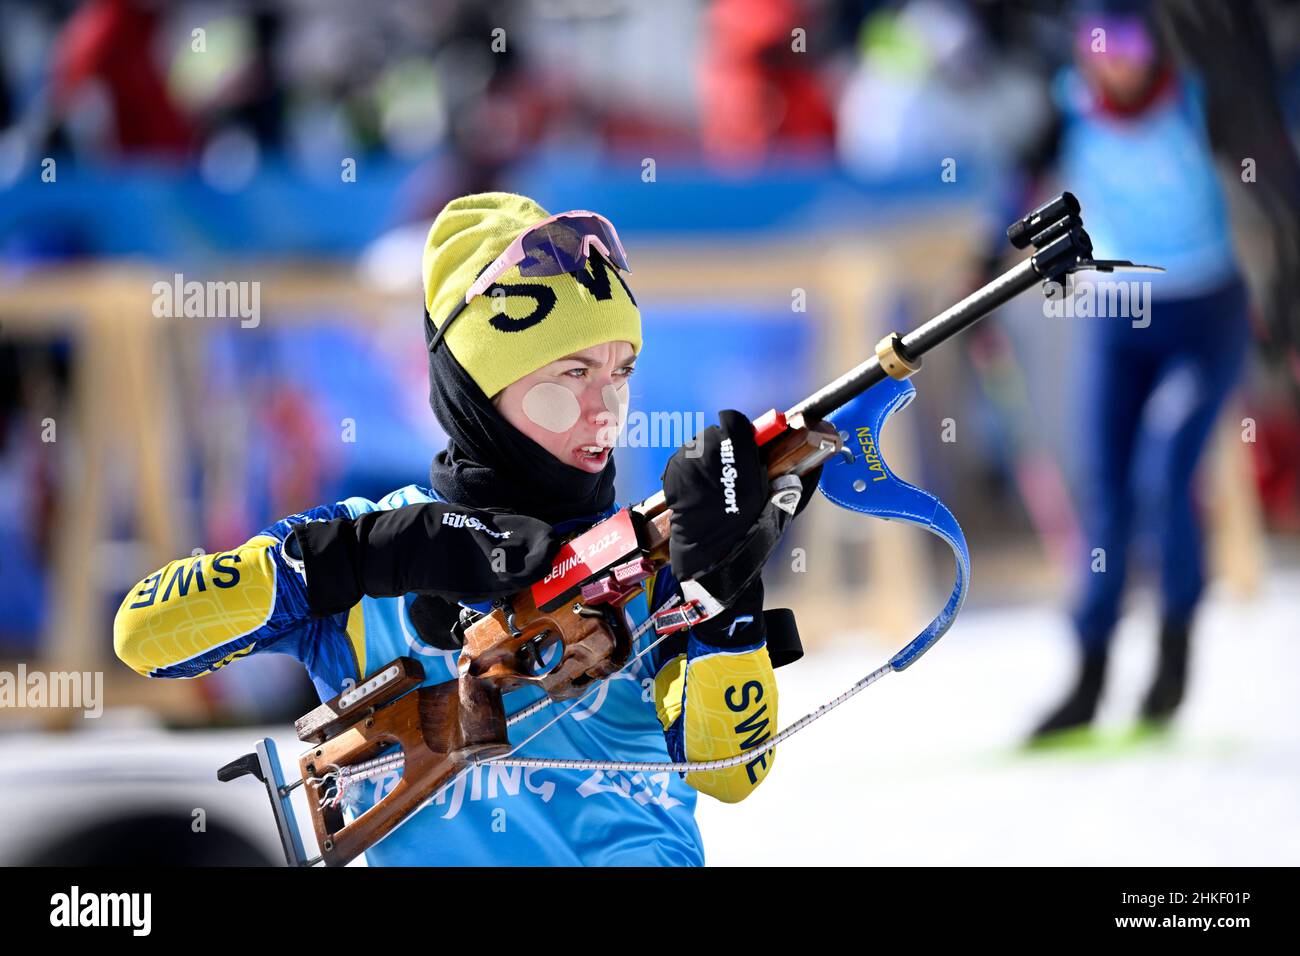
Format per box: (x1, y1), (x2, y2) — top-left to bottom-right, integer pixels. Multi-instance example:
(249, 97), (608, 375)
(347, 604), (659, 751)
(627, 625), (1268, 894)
(423, 310), (618, 527)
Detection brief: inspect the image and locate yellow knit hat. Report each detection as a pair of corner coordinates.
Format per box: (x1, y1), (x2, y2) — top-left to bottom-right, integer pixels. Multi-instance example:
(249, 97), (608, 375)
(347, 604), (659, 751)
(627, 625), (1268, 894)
(422, 192), (642, 399)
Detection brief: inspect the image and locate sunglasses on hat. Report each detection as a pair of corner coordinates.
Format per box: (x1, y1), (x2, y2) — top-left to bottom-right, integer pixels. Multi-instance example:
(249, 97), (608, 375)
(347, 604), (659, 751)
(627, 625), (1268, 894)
(427, 210), (631, 354)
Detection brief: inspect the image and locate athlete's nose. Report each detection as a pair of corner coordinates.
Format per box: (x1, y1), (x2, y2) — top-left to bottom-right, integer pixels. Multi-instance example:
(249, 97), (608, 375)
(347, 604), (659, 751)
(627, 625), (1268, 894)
(585, 384), (612, 424)
(582, 381), (618, 439)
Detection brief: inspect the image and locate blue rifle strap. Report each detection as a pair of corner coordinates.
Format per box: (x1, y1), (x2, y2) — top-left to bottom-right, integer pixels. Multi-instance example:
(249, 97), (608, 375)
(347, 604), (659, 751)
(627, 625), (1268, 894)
(816, 375), (971, 671)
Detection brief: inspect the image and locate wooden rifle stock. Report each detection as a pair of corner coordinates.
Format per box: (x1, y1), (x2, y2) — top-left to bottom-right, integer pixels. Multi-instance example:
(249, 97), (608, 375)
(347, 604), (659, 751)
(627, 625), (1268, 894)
(300, 676), (509, 867)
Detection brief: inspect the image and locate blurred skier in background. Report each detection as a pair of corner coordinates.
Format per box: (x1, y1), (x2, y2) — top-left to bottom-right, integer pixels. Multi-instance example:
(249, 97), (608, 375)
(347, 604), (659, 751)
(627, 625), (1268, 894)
(1029, 4), (1253, 741)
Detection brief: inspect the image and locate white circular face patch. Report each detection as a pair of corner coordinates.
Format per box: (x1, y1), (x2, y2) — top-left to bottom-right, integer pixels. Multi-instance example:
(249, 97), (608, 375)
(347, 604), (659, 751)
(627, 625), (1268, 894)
(601, 383), (629, 443)
(521, 382), (581, 433)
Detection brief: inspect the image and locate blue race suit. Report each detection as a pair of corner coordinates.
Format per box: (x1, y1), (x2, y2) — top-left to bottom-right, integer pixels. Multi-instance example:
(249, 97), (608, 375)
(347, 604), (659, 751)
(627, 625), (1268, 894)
(1055, 68), (1251, 647)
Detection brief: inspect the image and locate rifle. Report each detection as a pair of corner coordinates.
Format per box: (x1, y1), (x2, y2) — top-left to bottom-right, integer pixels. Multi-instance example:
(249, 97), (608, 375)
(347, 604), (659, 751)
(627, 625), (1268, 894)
(220, 192), (1159, 866)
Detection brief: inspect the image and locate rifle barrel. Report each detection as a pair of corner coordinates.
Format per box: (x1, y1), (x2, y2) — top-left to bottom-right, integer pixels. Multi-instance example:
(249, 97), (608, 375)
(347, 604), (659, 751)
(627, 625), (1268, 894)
(787, 257), (1041, 423)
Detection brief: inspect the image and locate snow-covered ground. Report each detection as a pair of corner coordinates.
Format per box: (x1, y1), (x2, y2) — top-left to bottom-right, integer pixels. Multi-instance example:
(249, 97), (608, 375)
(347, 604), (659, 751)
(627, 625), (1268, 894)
(696, 574), (1300, 866)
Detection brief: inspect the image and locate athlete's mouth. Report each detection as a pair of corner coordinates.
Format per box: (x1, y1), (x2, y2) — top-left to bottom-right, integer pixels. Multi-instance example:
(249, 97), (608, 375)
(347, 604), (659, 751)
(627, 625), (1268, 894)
(573, 444), (612, 465)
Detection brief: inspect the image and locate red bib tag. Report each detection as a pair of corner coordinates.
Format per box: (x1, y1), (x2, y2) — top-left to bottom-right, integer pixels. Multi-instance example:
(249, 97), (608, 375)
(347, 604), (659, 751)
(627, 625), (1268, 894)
(531, 509), (641, 611)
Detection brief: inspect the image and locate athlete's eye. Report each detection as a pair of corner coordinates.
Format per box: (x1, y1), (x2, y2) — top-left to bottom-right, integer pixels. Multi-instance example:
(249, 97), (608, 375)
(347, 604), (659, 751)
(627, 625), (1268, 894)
(563, 366), (587, 379)
(617, 365), (636, 378)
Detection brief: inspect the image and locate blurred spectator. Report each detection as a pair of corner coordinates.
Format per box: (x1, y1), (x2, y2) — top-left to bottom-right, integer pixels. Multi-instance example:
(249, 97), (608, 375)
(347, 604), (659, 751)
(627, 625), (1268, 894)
(49, 0), (194, 157)
(700, 0), (837, 170)
(836, 0), (1051, 180)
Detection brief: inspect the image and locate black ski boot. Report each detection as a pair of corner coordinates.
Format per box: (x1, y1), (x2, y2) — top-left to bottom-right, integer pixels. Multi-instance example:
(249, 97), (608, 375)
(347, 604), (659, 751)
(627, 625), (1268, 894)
(1140, 617), (1190, 724)
(1028, 645), (1108, 743)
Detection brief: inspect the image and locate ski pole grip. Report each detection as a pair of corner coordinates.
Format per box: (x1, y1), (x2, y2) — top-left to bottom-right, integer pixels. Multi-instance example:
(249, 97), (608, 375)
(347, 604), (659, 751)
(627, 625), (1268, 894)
(1007, 192), (1080, 249)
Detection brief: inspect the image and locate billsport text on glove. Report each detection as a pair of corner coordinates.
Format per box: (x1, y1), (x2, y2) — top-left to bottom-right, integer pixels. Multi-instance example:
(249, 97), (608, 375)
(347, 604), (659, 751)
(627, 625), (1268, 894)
(288, 502), (562, 617)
